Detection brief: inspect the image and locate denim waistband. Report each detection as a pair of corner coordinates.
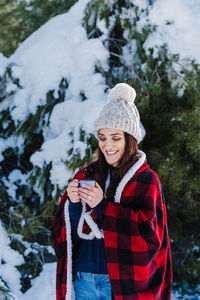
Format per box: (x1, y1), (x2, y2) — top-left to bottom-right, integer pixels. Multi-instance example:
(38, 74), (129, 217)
(76, 271), (110, 283)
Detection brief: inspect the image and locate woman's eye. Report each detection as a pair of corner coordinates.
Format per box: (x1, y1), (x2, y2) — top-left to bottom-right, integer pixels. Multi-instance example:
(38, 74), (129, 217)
(98, 137), (121, 141)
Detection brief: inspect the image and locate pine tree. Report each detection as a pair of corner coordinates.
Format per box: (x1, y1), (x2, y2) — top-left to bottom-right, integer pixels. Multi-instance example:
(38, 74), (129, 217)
(0, 0), (78, 56)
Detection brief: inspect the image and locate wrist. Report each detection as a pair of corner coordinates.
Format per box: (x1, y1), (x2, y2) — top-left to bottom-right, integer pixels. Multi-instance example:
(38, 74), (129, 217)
(69, 198), (81, 205)
(93, 198), (103, 210)
(69, 197), (80, 203)
(69, 199), (81, 210)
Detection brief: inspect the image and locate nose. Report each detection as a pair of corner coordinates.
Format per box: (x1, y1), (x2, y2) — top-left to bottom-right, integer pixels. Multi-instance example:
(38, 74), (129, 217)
(105, 139), (114, 150)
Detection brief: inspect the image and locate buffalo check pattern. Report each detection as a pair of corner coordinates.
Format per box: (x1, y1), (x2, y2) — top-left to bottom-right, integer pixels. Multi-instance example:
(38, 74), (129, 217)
(51, 153), (172, 300)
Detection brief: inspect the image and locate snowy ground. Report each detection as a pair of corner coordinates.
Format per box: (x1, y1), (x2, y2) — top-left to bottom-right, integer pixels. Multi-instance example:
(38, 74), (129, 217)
(1, 218), (199, 299)
(20, 262), (199, 300)
(21, 263), (56, 300)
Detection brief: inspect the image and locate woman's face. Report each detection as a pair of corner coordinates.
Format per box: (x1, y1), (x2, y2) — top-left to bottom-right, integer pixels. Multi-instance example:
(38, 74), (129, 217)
(98, 128), (125, 167)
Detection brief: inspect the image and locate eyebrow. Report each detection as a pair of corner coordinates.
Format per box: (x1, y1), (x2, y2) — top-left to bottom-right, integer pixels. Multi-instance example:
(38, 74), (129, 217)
(98, 133), (123, 136)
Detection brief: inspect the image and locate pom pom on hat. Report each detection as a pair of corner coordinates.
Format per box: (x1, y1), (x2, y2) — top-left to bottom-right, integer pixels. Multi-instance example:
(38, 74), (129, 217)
(94, 82), (142, 143)
(109, 83), (136, 103)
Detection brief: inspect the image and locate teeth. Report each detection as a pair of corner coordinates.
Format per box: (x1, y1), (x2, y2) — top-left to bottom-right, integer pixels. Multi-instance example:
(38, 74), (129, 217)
(107, 151), (117, 154)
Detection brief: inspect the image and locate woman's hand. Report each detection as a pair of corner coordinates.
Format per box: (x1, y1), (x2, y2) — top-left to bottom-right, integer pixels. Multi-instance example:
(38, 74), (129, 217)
(79, 182), (103, 208)
(67, 179), (80, 203)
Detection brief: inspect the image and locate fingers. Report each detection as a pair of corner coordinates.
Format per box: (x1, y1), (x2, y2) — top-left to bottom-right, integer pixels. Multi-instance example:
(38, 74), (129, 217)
(84, 198), (93, 207)
(69, 179), (79, 187)
(79, 186), (96, 195)
(67, 179), (78, 190)
(80, 184), (96, 193)
(67, 180), (103, 206)
(69, 187), (79, 193)
(80, 182), (102, 193)
(67, 179), (80, 202)
(95, 182), (101, 189)
(79, 182), (103, 198)
(79, 190), (92, 203)
(78, 189), (95, 202)
(79, 182), (103, 208)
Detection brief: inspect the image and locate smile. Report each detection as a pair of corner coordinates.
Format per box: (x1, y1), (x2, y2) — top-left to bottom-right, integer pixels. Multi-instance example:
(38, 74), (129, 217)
(106, 151), (118, 155)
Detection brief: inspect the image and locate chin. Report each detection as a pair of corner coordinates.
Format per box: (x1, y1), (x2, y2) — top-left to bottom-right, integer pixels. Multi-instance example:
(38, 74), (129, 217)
(107, 159), (118, 166)
(104, 153), (121, 166)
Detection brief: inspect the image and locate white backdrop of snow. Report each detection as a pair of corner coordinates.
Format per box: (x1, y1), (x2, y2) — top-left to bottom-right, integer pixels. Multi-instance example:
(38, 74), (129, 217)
(3, 169), (28, 200)
(0, 222), (24, 298)
(0, 136), (24, 162)
(4, 0), (110, 190)
(0, 53), (8, 76)
(0, 0), (199, 191)
(141, 0), (200, 62)
(0, 222), (195, 300)
(21, 263), (56, 300)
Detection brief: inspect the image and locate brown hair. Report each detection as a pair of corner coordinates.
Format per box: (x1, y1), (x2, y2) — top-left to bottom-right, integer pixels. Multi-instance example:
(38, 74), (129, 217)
(97, 132), (140, 199)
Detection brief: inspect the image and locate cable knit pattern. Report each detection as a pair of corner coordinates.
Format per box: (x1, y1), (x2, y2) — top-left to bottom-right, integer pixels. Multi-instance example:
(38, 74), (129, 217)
(94, 83), (142, 143)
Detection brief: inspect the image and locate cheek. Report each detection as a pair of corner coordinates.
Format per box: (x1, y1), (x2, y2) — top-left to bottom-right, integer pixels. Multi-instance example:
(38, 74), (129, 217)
(98, 142), (104, 151)
(119, 142), (125, 155)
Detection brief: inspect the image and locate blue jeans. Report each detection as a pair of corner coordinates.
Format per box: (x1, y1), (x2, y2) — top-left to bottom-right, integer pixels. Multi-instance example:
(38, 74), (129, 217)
(73, 272), (112, 300)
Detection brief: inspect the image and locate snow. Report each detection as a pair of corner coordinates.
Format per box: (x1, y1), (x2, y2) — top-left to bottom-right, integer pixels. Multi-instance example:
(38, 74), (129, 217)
(0, 136), (24, 162)
(142, 0), (200, 63)
(0, 53), (8, 76)
(3, 0), (109, 190)
(3, 169), (28, 200)
(50, 162), (73, 189)
(8, 170), (27, 185)
(0, 222), (24, 298)
(9, 0), (108, 120)
(21, 263), (56, 300)
(0, 221), (56, 300)
(21, 263), (196, 300)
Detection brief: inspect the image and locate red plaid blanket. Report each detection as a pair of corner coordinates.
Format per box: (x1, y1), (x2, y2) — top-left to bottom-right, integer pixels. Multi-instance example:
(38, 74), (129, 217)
(52, 157), (172, 300)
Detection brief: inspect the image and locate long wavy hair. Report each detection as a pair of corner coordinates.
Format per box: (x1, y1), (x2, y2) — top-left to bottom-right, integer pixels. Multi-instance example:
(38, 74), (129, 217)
(97, 132), (140, 199)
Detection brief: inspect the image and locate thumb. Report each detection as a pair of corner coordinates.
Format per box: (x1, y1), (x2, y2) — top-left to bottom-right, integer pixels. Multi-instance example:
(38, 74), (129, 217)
(95, 181), (102, 189)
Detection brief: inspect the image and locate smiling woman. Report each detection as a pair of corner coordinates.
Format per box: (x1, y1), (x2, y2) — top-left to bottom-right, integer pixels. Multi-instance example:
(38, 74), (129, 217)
(98, 128), (125, 167)
(52, 83), (173, 300)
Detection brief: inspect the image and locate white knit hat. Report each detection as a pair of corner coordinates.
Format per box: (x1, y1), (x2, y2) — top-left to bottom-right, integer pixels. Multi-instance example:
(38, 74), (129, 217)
(94, 83), (142, 143)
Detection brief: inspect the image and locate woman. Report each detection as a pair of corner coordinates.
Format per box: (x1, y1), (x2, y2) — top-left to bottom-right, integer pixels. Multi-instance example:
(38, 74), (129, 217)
(52, 83), (173, 300)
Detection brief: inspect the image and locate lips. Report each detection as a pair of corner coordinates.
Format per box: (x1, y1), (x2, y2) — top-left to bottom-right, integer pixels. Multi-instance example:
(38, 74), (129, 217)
(106, 150), (118, 155)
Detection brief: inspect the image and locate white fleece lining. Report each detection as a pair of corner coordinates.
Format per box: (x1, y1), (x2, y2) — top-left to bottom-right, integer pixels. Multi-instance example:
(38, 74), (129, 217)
(114, 150), (146, 203)
(64, 200), (75, 300)
(77, 200), (95, 240)
(81, 169), (110, 239)
(84, 211), (104, 239)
